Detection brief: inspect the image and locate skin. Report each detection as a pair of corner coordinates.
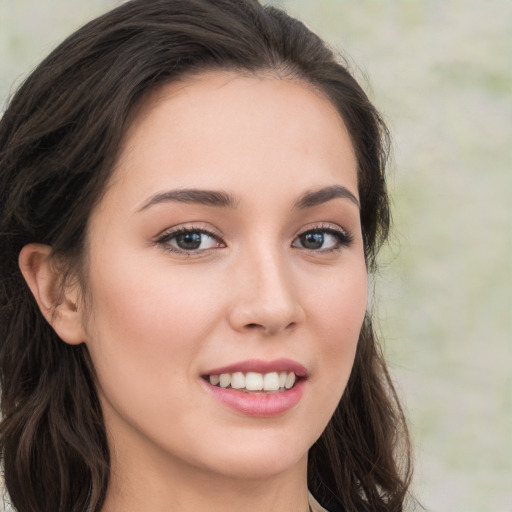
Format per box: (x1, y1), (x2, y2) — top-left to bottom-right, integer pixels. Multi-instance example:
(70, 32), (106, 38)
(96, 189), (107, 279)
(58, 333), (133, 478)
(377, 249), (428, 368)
(20, 72), (367, 512)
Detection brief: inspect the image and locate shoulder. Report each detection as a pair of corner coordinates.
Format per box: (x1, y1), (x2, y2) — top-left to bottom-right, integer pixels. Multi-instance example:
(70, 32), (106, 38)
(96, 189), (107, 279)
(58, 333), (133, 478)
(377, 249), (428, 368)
(308, 491), (332, 512)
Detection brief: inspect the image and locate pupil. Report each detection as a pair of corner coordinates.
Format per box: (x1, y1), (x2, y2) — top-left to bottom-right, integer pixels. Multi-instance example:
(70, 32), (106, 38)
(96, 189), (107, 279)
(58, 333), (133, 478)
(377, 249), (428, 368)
(176, 232), (202, 250)
(301, 232), (324, 249)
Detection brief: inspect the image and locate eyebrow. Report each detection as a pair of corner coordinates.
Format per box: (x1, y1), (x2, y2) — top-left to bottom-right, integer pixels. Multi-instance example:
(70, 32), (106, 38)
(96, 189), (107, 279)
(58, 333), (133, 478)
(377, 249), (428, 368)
(293, 185), (360, 209)
(137, 188), (239, 212)
(137, 184), (359, 213)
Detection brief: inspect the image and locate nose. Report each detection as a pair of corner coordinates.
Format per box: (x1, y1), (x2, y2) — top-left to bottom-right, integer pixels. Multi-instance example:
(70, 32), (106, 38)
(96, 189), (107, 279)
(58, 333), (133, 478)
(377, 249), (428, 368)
(227, 248), (305, 336)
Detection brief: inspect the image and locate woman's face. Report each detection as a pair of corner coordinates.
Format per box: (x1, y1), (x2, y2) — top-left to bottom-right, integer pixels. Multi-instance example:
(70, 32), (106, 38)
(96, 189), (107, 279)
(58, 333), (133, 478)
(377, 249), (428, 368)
(81, 72), (367, 481)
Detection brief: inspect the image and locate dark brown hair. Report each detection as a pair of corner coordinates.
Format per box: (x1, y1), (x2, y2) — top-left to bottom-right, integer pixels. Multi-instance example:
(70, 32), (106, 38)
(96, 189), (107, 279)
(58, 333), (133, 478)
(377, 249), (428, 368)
(0, 1), (412, 511)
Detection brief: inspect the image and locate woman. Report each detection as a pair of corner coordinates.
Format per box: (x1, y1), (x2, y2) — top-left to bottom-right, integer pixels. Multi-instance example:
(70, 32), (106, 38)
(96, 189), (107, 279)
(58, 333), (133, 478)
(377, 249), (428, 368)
(0, 1), (412, 511)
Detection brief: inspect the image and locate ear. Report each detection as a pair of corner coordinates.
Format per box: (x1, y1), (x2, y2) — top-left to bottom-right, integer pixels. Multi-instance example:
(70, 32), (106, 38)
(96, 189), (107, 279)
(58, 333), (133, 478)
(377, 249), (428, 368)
(19, 243), (87, 345)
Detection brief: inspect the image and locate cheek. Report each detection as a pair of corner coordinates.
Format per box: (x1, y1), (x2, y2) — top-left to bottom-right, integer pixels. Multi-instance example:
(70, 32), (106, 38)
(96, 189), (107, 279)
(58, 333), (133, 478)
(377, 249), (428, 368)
(82, 254), (221, 398)
(87, 249), (214, 336)
(81, 260), (227, 454)
(313, 262), (367, 340)
(306, 260), (367, 389)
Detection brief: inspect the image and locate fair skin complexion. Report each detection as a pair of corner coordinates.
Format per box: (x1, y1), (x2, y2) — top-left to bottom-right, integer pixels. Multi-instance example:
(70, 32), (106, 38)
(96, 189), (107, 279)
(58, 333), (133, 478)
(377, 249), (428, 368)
(20, 72), (367, 512)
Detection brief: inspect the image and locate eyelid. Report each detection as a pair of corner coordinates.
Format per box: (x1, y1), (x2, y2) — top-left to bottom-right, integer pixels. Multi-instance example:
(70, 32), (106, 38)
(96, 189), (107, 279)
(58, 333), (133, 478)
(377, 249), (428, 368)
(154, 222), (223, 241)
(295, 222), (351, 238)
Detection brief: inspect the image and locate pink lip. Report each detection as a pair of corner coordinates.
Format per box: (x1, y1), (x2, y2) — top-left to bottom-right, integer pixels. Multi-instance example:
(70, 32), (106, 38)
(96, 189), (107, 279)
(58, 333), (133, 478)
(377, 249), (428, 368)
(200, 358), (307, 418)
(203, 358), (307, 377)
(200, 377), (306, 417)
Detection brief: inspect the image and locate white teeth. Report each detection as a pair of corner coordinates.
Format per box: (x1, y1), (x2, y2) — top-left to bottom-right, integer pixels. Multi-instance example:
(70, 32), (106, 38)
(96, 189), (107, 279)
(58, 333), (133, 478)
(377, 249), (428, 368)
(207, 371), (299, 392)
(284, 372), (296, 389)
(219, 373), (231, 388)
(245, 372), (263, 391)
(230, 372), (245, 389)
(263, 372), (280, 391)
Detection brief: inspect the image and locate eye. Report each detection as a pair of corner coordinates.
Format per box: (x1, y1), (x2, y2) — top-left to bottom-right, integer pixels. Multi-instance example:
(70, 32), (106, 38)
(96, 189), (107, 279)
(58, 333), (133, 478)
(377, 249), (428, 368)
(292, 227), (352, 252)
(156, 227), (224, 254)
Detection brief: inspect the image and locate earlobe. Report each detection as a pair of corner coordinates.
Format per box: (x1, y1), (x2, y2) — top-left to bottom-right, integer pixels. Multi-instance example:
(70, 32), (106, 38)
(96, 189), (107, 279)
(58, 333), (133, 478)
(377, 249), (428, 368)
(18, 243), (87, 345)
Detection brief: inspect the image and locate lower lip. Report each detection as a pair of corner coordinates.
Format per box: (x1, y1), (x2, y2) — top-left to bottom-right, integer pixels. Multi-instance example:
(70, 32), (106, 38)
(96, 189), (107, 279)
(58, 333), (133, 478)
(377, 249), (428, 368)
(200, 378), (306, 417)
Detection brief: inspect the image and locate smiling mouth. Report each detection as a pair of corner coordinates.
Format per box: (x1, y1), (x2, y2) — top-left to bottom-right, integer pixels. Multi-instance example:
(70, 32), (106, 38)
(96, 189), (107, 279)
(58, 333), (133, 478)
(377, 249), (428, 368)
(202, 371), (299, 393)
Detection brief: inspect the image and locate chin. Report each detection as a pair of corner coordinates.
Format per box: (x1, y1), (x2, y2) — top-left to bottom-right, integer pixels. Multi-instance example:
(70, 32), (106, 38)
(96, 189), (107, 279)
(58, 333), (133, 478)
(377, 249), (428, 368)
(216, 451), (307, 481)
(193, 432), (310, 480)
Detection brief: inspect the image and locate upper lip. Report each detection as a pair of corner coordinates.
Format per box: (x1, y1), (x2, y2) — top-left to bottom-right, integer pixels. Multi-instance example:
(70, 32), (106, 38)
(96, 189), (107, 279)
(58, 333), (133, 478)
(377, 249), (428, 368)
(203, 358), (307, 377)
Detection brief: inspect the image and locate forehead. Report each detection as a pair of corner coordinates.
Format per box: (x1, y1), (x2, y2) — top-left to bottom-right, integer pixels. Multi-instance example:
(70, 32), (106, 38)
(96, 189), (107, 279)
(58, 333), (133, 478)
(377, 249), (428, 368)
(105, 71), (358, 211)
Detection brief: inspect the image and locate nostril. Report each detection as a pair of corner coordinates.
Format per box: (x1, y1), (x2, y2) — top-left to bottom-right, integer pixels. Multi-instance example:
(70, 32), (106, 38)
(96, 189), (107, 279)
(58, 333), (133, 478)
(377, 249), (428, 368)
(243, 321), (297, 333)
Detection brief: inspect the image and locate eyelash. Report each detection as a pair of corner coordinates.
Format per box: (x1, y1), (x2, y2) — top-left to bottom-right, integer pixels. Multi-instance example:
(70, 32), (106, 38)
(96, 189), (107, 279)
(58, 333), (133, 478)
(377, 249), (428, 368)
(293, 224), (354, 253)
(155, 225), (224, 255)
(155, 223), (353, 255)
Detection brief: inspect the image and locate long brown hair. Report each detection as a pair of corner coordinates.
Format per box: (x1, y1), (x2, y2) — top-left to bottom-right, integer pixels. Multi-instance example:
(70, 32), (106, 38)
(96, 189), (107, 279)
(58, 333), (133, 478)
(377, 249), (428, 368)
(0, 1), (412, 511)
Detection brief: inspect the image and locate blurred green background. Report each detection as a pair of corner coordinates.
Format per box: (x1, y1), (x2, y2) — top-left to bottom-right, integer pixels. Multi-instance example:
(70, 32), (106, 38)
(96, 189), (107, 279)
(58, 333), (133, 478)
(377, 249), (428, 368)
(1, 1), (510, 510)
